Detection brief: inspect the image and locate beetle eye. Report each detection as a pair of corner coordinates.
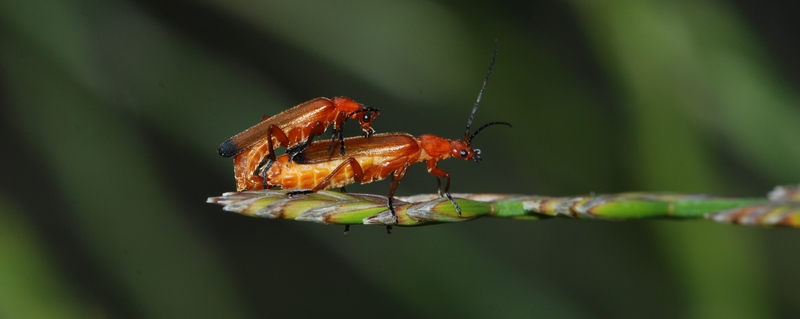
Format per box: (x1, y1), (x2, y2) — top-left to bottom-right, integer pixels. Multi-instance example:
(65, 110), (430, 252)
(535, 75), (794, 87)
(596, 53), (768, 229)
(460, 150), (468, 157)
(362, 113), (371, 122)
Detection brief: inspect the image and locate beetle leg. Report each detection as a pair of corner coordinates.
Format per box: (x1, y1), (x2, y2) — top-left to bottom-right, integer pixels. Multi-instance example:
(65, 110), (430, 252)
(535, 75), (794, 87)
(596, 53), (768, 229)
(426, 164), (462, 216)
(286, 157), (363, 198)
(343, 225), (350, 237)
(310, 157), (364, 192)
(257, 157), (276, 189)
(426, 159), (446, 196)
(253, 124), (290, 178)
(253, 124), (290, 188)
(385, 163), (411, 224)
(265, 124), (290, 161)
(288, 121), (324, 162)
(327, 132), (338, 155)
(328, 112), (348, 156)
(324, 127), (346, 157)
(338, 118), (347, 156)
(286, 189), (314, 197)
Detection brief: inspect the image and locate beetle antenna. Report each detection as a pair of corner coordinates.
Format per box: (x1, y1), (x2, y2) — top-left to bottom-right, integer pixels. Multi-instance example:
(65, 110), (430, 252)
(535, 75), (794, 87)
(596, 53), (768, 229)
(464, 39), (498, 142)
(468, 121), (512, 144)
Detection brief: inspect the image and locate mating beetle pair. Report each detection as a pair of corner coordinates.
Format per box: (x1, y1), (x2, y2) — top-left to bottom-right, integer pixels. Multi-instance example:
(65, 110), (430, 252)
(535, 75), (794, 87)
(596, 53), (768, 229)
(218, 42), (510, 233)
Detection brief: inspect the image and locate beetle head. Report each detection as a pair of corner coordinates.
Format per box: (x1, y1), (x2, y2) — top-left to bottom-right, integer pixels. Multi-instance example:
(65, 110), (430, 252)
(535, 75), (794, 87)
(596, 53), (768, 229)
(349, 106), (379, 137)
(448, 140), (482, 162)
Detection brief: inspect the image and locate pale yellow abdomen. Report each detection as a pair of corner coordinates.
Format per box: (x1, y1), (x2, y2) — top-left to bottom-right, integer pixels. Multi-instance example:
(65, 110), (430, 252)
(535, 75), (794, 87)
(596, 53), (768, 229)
(266, 155), (397, 190)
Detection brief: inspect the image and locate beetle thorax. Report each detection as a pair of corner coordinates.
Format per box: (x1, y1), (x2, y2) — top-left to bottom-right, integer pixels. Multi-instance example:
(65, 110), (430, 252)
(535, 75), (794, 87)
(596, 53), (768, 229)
(330, 97), (362, 112)
(418, 134), (452, 161)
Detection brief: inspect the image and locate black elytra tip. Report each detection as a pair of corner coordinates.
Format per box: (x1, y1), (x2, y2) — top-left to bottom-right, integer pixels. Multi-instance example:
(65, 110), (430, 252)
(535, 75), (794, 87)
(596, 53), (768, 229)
(217, 139), (239, 157)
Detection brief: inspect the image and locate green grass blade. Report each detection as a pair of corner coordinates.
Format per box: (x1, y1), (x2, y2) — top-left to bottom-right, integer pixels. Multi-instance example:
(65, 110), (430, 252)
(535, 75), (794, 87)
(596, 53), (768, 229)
(209, 186), (800, 228)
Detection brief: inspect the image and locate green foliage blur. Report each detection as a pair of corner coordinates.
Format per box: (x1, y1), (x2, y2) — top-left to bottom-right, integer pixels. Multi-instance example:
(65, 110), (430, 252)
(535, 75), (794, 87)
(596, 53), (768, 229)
(1, 0), (799, 318)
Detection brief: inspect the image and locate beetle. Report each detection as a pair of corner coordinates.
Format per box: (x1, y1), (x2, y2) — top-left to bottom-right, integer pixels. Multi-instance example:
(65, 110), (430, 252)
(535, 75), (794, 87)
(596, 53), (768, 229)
(217, 97), (379, 191)
(263, 124), (509, 214)
(255, 41), (509, 227)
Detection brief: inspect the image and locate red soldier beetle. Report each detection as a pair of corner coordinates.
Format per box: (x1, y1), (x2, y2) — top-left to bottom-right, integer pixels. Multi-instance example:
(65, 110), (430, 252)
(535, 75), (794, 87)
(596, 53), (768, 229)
(217, 97), (380, 191)
(257, 41), (510, 229)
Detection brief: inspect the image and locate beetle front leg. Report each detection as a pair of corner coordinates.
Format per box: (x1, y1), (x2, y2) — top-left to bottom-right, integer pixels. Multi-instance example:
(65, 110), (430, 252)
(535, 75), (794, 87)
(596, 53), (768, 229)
(324, 126), (347, 157)
(328, 114), (347, 156)
(327, 131), (338, 155)
(426, 163), (461, 216)
(426, 159), (447, 196)
(337, 119), (347, 156)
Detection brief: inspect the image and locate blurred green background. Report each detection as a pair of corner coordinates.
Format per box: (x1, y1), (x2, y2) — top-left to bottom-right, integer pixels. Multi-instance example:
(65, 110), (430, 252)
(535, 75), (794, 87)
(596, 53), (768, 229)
(1, 0), (799, 318)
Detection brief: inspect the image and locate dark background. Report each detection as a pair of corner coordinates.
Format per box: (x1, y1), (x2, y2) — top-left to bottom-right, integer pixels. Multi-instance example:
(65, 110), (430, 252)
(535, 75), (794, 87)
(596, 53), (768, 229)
(1, 0), (799, 318)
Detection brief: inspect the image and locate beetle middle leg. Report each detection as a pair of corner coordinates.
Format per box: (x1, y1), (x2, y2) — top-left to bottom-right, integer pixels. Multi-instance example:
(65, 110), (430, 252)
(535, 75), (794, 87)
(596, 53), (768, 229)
(385, 163), (411, 223)
(287, 121), (325, 162)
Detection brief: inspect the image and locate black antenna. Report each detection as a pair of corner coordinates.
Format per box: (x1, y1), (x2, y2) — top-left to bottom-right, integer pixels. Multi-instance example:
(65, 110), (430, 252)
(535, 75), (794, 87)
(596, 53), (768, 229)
(464, 39), (499, 142)
(468, 121), (512, 144)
